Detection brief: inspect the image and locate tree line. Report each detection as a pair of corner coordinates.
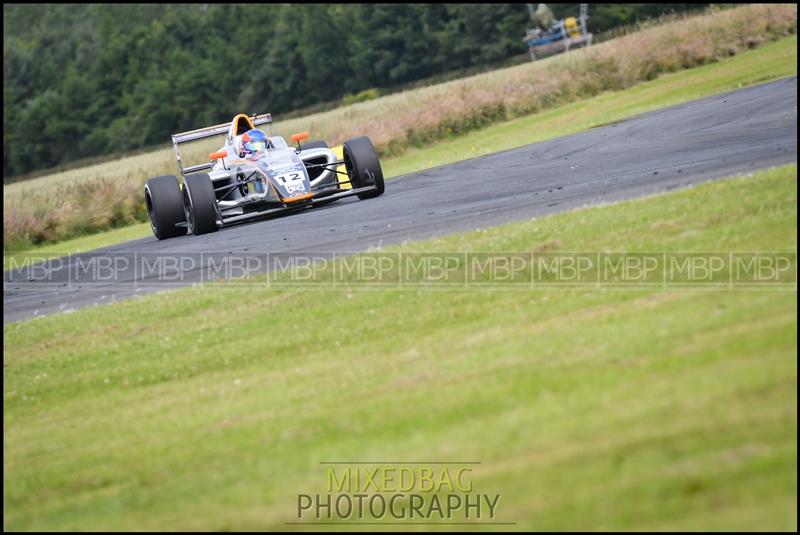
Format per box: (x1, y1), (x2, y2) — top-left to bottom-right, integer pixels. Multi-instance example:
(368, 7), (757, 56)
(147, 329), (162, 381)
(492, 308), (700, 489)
(3, 3), (706, 178)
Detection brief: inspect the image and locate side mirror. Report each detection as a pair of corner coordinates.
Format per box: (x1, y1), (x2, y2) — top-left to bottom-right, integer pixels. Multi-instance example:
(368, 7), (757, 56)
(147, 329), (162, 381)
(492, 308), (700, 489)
(291, 132), (310, 143)
(209, 150), (227, 161)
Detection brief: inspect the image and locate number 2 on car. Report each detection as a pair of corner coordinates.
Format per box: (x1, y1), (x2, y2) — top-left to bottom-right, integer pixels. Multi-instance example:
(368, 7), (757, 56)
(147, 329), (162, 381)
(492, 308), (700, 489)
(276, 172), (301, 184)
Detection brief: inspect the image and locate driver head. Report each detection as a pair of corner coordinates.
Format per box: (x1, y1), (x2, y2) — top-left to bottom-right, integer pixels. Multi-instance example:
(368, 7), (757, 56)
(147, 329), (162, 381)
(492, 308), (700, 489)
(240, 129), (269, 158)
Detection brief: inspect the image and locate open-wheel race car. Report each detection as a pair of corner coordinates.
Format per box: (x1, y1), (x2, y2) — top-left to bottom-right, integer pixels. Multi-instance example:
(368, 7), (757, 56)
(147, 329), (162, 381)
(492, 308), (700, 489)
(144, 113), (385, 239)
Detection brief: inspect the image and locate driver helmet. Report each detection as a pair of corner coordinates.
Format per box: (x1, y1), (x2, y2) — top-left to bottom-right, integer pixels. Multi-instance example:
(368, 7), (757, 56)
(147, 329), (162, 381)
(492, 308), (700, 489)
(240, 129), (269, 157)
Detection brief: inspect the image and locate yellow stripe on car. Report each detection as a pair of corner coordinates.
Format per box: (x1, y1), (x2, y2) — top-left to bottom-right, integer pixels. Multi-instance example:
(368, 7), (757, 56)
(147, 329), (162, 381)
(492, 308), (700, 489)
(332, 145), (351, 190)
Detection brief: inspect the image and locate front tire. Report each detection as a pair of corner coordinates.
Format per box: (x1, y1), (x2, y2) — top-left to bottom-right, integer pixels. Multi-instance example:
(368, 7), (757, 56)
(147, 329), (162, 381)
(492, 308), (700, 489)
(343, 136), (384, 200)
(183, 173), (219, 235)
(144, 175), (187, 240)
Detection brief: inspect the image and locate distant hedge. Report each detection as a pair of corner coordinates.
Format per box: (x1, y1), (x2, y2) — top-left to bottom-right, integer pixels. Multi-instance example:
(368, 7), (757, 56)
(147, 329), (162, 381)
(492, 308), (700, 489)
(3, 3), (708, 178)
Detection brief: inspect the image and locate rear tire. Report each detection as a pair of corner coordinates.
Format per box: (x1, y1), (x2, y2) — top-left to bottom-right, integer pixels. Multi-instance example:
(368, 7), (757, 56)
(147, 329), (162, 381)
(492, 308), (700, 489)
(183, 173), (219, 235)
(144, 175), (187, 240)
(343, 136), (384, 200)
(301, 139), (329, 151)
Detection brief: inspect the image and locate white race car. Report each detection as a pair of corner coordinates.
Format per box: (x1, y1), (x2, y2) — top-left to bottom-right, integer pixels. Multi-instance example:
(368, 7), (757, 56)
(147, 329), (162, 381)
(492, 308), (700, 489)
(144, 113), (384, 238)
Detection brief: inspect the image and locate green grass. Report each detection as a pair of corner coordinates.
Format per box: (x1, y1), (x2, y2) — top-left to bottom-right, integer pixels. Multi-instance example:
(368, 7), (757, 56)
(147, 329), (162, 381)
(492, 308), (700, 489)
(4, 164), (796, 530)
(5, 34), (796, 262)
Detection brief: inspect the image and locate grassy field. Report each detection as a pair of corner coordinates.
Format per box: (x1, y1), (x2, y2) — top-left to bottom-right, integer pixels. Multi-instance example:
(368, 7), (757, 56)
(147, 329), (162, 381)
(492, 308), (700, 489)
(4, 3), (796, 251)
(5, 33), (797, 266)
(4, 164), (796, 530)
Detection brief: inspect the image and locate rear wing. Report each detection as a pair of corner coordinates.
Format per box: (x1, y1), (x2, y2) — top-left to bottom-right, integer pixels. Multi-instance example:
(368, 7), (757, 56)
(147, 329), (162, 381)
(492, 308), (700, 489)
(171, 113), (273, 177)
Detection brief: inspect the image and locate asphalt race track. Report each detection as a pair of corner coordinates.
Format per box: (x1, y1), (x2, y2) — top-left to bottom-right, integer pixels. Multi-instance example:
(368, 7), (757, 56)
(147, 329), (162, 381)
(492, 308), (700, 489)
(4, 77), (797, 324)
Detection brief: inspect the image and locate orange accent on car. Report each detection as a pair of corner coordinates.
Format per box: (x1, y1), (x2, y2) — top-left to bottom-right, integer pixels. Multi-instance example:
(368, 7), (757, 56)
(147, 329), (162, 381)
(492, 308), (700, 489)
(291, 132), (310, 143)
(232, 113), (256, 136)
(283, 192), (314, 204)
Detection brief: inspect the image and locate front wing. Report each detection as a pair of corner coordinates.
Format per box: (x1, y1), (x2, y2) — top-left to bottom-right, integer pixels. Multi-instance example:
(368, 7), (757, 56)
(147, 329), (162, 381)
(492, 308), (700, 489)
(215, 185), (377, 226)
